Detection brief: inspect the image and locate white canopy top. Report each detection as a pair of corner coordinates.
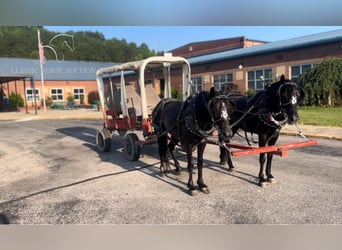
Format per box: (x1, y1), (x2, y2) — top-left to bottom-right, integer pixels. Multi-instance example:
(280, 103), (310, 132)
(96, 54), (191, 120)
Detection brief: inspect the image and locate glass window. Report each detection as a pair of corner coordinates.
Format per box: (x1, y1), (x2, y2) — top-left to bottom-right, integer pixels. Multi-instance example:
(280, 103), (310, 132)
(213, 72), (233, 91)
(291, 66), (300, 79)
(291, 63), (315, 80)
(191, 76), (202, 94)
(302, 64), (312, 74)
(25, 88), (40, 102)
(51, 88), (63, 101)
(247, 68), (272, 93)
(73, 88), (85, 100)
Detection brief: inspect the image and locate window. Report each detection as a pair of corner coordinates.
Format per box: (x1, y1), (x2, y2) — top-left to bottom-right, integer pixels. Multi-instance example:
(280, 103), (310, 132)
(191, 76), (202, 94)
(25, 88), (40, 102)
(51, 88), (63, 101)
(248, 69), (272, 93)
(291, 63), (316, 80)
(73, 88), (85, 100)
(213, 73), (233, 91)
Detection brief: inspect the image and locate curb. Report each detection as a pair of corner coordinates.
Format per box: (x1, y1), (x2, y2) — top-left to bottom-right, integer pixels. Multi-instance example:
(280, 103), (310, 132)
(280, 131), (342, 141)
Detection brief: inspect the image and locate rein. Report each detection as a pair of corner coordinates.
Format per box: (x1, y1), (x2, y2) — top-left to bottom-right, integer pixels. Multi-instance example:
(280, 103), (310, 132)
(231, 82), (301, 129)
(185, 94), (230, 138)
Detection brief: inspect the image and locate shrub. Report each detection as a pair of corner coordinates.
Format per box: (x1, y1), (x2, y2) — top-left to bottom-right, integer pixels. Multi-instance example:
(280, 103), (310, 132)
(171, 86), (183, 100)
(88, 91), (100, 104)
(9, 92), (24, 109)
(67, 93), (75, 103)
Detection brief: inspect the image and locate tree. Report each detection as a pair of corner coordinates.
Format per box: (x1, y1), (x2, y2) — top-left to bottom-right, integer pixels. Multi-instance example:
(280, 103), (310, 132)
(297, 57), (342, 106)
(0, 26), (161, 62)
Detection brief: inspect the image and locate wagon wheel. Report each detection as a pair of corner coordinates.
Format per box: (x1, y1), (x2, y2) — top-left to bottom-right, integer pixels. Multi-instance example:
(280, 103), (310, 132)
(96, 128), (112, 152)
(124, 133), (141, 161)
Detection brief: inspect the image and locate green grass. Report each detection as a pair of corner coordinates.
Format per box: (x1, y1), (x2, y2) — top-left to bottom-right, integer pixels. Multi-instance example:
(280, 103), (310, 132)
(298, 106), (342, 127)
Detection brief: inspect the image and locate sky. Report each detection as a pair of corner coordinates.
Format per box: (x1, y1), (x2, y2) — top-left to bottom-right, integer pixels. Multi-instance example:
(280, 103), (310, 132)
(45, 26), (342, 52)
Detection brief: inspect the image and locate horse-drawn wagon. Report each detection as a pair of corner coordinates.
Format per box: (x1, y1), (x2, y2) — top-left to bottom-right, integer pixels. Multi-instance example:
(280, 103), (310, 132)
(95, 54), (192, 161)
(95, 55), (318, 194)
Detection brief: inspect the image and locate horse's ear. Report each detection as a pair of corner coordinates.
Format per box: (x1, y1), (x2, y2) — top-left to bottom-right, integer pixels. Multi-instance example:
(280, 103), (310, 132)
(280, 75), (285, 82)
(209, 86), (216, 97)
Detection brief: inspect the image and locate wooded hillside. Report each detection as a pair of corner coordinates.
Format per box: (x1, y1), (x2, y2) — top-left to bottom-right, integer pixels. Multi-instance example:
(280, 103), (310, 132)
(0, 26), (163, 62)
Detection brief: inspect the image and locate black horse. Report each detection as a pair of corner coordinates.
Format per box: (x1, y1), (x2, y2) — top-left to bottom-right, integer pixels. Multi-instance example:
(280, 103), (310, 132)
(219, 75), (305, 187)
(152, 87), (235, 195)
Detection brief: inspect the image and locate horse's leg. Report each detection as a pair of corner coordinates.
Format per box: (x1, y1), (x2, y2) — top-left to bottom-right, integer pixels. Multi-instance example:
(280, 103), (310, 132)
(266, 133), (279, 183)
(219, 145), (227, 165)
(197, 142), (209, 194)
(219, 144), (235, 172)
(168, 138), (181, 175)
(185, 144), (197, 196)
(258, 134), (268, 187)
(226, 148), (235, 172)
(157, 135), (169, 177)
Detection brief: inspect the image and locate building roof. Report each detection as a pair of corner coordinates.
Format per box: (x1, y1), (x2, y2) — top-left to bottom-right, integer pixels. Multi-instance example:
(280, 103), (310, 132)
(0, 74), (34, 84)
(188, 29), (342, 65)
(0, 58), (115, 81)
(169, 36), (267, 58)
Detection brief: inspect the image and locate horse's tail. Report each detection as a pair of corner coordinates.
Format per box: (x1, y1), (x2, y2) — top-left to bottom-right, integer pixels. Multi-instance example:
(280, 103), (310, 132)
(151, 98), (169, 134)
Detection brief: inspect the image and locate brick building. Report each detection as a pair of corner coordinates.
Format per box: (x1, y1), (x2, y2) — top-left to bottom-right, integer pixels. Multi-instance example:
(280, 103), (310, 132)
(171, 29), (342, 95)
(0, 58), (113, 111)
(169, 36), (266, 58)
(1, 29), (342, 112)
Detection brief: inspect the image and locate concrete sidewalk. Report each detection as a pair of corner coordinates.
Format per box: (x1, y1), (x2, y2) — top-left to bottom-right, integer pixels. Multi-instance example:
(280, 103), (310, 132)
(1, 109), (342, 140)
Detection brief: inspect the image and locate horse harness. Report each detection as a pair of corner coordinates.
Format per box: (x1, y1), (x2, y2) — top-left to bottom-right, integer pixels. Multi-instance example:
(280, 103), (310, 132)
(154, 94), (230, 141)
(232, 82), (300, 130)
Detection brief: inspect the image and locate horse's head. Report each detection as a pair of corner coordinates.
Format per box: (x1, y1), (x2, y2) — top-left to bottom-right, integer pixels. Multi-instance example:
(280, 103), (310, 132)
(207, 87), (235, 141)
(266, 75), (305, 125)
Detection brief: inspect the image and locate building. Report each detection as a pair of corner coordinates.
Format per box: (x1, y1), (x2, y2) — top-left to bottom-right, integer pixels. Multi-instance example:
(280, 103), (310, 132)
(0, 58), (114, 111)
(169, 36), (266, 58)
(1, 29), (342, 112)
(171, 29), (342, 95)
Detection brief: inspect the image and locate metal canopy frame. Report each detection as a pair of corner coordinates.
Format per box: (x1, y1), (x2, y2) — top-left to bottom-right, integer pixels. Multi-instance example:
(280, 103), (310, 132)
(96, 54), (191, 120)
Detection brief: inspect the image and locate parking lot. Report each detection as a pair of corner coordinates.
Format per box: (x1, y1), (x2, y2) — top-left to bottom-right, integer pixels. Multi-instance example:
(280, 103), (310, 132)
(0, 119), (341, 224)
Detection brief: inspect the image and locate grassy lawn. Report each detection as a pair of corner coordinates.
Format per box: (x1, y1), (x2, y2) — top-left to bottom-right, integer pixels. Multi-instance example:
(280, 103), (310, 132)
(298, 106), (342, 127)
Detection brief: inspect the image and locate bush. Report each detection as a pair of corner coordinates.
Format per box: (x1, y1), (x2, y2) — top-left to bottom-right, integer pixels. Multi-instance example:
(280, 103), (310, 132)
(246, 89), (255, 97)
(9, 92), (24, 109)
(88, 91), (100, 104)
(67, 94), (75, 103)
(171, 86), (183, 100)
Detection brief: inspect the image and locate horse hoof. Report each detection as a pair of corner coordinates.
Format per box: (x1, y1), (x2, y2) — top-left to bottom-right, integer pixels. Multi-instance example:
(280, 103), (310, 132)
(175, 170), (181, 176)
(219, 160), (226, 165)
(189, 189), (198, 196)
(267, 178), (276, 183)
(259, 182), (268, 188)
(228, 167), (234, 172)
(200, 187), (210, 194)
(159, 172), (165, 178)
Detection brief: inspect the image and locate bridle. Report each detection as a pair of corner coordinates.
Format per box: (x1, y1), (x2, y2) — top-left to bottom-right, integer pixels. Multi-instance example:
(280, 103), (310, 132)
(185, 94), (232, 138)
(261, 81), (301, 128)
(207, 95), (231, 125)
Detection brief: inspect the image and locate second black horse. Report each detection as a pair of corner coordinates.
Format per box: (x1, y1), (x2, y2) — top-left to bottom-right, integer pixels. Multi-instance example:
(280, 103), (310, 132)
(219, 75), (305, 187)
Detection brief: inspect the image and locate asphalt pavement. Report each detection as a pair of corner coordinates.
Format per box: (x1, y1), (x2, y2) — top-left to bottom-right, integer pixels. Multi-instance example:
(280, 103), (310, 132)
(1, 108), (341, 140)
